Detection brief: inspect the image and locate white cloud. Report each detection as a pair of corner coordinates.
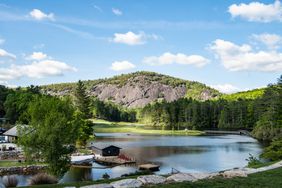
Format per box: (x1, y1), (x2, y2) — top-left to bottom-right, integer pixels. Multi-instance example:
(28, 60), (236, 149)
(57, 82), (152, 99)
(210, 39), (282, 72)
(112, 8), (122, 16)
(110, 61), (136, 71)
(0, 48), (16, 60)
(26, 52), (47, 60)
(0, 60), (76, 82)
(252, 33), (282, 49)
(29, 9), (54, 21)
(143, 52), (210, 67)
(111, 31), (160, 45)
(210, 84), (240, 94)
(0, 81), (17, 88)
(228, 0), (282, 22)
(93, 5), (103, 12)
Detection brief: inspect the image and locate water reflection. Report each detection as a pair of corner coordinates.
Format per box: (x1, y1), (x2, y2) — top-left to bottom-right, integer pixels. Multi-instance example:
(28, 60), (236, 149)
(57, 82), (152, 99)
(0, 134), (263, 186)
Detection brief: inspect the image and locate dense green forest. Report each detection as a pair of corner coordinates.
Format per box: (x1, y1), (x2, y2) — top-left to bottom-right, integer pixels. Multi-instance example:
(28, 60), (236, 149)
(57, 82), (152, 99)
(138, 76), (282, 141)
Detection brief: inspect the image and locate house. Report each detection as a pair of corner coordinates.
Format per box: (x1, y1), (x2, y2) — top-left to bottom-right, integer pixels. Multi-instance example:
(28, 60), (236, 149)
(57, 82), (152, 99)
(102, 145), (121, 156)
(89, 143), (122, 157)
(3, 126), (18, 143)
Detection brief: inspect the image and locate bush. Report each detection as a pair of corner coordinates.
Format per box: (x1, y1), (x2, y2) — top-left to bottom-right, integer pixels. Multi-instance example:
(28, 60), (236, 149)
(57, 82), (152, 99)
(261, 139), (282, 161)
(2, 175), (18, 187)
(102, 173), (110, 179)
(246, 154), (262, 168)
(29, 173), (58, 185)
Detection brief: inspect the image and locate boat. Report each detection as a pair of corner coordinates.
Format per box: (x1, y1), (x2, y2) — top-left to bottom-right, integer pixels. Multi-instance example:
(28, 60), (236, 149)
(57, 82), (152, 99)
(138, 163), (160, 171)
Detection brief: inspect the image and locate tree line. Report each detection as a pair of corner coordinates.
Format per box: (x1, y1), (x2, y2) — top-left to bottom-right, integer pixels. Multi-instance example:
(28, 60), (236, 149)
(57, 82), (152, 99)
(138, 76), (282, 142)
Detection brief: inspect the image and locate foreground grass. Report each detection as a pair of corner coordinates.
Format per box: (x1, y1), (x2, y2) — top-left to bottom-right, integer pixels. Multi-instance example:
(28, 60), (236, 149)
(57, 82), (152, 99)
(23, 167), (282, 188)
(149, 167), (282, 188)
(92, 121), (203, 136)
(23, 172), (151, 188)
(248, 160), (278, 169)
(0, 160), (45, 167)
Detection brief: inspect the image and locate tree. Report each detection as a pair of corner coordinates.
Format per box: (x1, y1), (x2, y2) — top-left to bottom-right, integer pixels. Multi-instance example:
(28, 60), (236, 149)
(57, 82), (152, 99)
(0, 85), (11, 118)
(18, 96), (81, 177)
(74, 80), (91, 119)
(4, 90), (35, 124)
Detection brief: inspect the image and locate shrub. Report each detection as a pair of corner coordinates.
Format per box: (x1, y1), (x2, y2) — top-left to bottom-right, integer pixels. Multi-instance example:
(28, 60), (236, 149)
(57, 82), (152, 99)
(102, 173), (110, 179)
(261, 139), (282, 161)
(246, 154), (262, 168)
(2, 175), (18, 187)
(29, 173), (58, 185)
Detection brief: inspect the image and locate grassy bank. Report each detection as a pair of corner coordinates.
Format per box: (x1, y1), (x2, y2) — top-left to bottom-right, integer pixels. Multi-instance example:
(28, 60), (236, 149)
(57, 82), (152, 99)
(0, 161), (45, 167)
(22, 167), (282, 188)
(92, 119), (204, 136)
(151, 167), (282, 188)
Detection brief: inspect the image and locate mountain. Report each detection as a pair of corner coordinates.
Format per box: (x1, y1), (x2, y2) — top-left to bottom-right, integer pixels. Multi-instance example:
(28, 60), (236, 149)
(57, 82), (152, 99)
(41, 71), (221, 108)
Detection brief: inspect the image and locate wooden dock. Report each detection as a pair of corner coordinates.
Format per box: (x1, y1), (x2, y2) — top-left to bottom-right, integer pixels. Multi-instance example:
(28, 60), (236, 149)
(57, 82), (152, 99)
(94, 155), (136, 165)
(138, 164), (160, 171)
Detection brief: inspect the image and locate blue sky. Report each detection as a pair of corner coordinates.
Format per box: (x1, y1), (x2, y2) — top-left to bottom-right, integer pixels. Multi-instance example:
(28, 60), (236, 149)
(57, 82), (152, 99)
(0, 0), (282, 93)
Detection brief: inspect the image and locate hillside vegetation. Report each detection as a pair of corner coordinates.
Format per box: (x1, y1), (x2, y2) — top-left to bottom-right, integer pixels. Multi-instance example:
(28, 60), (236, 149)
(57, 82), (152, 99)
(221, 88), (265, 101)
(41, 71), (221, 108)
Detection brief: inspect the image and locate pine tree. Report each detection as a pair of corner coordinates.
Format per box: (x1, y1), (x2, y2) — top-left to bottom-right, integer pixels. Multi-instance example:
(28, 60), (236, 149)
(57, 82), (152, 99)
(74, 80), (91, 119)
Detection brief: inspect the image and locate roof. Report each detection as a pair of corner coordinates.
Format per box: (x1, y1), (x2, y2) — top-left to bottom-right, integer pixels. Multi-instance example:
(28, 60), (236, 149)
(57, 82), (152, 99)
(88, 142), (122, 150)
(102, 145), (121, 150)
(3, 126), (17, 137)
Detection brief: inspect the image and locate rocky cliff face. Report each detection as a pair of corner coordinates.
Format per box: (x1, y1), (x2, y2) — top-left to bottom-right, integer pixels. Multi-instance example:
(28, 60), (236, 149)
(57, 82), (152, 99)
(89, 75), (187, 108)
(43, 72), (220, 108)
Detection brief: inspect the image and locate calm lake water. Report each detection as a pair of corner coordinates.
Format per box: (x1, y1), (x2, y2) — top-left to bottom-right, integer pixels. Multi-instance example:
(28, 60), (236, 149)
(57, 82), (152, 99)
(0, 133), (263, 186)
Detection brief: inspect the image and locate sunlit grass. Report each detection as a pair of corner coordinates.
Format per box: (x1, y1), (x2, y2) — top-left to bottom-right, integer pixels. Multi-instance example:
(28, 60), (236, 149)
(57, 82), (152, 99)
(92, 119), (204, 136)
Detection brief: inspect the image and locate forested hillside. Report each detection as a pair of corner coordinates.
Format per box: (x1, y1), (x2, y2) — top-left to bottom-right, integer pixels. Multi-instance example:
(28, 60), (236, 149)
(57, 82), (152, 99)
(41, 71), (221, 108)
(1, 74), (281, 142)
(138, 76), (282, 141)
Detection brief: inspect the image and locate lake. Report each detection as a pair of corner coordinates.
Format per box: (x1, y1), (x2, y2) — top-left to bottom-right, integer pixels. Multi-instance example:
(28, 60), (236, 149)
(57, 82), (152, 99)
(0, 133), (263, 186)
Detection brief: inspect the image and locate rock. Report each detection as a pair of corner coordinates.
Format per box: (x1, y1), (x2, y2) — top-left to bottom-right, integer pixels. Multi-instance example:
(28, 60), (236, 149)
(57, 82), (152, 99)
(110, 179), (143, 188)
(43, 72), (219, 108)
(166, 173), (196, 182)
(190, 173), (212, 180)
(137, 175), (166, 184)
(81, 184), (113, 188)
(221, 170), (248, 178)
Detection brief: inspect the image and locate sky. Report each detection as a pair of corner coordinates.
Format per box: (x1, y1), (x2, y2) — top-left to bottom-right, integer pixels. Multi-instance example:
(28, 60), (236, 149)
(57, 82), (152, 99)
(0, 0), (282, 93)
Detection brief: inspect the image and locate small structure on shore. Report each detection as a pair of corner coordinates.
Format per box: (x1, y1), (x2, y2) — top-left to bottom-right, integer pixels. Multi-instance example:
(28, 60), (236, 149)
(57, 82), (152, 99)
(89, 144), (121, 157)
(89, 143), (135, 165)
(102, 145), (121, 156)
(3, 126), (18, 143)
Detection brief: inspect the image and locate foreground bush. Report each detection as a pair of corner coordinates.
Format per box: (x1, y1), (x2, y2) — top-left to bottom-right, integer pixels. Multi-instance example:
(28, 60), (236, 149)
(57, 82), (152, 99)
(261, 139), (282, 161)
(29, 173), (58, 185)
(2, 175), (18, 187)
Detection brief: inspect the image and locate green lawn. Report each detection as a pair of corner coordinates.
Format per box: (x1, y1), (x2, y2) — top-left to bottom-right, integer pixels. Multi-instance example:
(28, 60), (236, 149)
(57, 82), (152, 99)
(92, 120), (204, 136)
(0, 160), (45, 167)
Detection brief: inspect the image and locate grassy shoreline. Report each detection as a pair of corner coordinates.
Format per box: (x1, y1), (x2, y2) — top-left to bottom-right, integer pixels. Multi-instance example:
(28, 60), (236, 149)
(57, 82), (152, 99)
(92, 120), (204, 136)
(21, 167), (282, 188)
(0, 161), (45, 167)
